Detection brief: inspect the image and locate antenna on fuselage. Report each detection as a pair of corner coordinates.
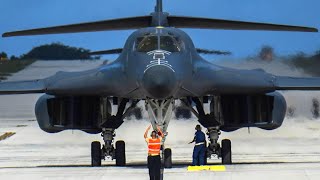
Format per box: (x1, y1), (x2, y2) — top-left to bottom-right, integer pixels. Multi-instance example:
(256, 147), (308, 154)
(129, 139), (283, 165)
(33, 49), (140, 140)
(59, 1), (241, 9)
(155, 0), (163, 12)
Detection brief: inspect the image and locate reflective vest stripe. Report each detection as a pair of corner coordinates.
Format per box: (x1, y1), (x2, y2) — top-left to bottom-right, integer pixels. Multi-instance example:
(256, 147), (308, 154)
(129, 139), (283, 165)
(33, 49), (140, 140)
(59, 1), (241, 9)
(148, 138), (161, 154)
(148, 148), (160, 151)
(148, 143), (161, 145)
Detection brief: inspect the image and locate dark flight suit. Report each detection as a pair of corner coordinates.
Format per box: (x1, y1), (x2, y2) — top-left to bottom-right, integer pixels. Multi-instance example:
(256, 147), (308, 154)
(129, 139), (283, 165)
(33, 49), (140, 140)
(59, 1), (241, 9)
(192, 130), (206, 166)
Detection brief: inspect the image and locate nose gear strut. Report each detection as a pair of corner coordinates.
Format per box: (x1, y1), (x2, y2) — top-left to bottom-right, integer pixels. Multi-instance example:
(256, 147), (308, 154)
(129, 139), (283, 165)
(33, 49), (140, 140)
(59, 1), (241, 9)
(146, 98), (174, 169)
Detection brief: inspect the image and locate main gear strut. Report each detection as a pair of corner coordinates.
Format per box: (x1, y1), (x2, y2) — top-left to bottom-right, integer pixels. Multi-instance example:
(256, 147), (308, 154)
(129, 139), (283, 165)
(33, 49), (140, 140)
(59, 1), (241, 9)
(101, 128), (116, 160)
(180, 97), (232, 164)
(91, 98), (138, 167)
(206, 126), (221, 159)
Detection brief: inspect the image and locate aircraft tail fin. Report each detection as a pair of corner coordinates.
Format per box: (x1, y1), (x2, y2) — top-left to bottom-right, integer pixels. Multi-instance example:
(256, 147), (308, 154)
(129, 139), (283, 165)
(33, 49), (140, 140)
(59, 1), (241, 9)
(167, 16), (318, 32)
(155, 0), (163, 12)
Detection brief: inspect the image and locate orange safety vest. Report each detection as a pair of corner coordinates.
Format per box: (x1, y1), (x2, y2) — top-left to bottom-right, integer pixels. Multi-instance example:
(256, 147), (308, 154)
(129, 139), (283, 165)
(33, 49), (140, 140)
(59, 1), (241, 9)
(147, 138), (161, 155)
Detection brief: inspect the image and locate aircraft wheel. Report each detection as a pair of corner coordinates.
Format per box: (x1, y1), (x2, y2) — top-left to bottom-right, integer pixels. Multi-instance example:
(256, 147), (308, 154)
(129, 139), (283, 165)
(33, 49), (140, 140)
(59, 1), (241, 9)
(204, 148), (208, 165)
(164, 148), (172, 168)
(221, 139), (232, 165)
(115, 140), (126, 166)
(91, 141), (102, 167)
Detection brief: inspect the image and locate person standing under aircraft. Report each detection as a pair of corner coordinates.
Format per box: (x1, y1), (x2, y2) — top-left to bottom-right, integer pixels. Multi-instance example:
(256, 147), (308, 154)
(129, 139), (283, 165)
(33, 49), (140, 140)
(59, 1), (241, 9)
(144, 125), (164, 180)
(189, 124), (206, 166)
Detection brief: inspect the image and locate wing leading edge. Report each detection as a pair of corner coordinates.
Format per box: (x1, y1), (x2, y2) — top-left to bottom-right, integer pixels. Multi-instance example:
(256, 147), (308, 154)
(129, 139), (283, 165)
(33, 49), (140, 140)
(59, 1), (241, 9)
(0, 80), (46, 95)
(275, 76), (320, 90)
(189, 60), (320, 96)
(1, 74), (320, 96)
(0, 61), (133, 96)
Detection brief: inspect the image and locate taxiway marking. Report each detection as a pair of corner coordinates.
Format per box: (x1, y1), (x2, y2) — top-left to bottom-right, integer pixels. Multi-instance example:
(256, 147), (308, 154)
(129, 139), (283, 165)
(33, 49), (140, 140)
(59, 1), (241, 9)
(187, 165), (226, 172)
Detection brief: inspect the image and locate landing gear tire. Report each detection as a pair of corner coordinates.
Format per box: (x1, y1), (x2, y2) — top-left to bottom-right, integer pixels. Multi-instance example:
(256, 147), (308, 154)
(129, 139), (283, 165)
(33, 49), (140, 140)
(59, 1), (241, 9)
(164, 148), (172, 168)
(204, 148), (208, 165)
(115, 140), (126, 166)
(91, 141), (102, 167)
(221, 139), (232, 165)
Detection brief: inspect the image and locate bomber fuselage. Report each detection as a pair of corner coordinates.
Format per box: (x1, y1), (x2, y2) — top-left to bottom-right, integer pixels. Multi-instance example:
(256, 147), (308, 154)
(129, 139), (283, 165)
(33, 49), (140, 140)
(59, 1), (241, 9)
(115, 27), (203, 99)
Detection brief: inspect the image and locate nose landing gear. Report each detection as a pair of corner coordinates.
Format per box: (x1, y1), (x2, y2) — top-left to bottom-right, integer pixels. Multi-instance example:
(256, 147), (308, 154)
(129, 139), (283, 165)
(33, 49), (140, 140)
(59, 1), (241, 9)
(146, 98), (174, 169)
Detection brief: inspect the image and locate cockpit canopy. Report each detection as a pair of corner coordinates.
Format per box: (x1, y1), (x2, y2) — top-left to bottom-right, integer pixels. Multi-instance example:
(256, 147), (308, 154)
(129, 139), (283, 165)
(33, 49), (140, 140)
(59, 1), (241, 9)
(135, 34), (183, 52)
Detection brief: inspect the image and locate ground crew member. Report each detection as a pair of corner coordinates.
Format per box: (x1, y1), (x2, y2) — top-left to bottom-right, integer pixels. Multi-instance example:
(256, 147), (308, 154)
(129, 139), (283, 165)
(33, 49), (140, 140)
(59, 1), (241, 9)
(144, 125), (164, 180)
(189, 124), (206, 166)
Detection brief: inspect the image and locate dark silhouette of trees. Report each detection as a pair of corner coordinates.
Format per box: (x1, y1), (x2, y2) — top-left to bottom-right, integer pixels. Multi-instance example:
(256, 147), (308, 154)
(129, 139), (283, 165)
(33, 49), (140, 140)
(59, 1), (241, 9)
(249, 45), (320, 76)
(0, 52), (8, 59)
(258, 45), (274, 61)
(20, 43), (97, 60)
(288, 51), (320, 76)
(10, 55), (19, 60)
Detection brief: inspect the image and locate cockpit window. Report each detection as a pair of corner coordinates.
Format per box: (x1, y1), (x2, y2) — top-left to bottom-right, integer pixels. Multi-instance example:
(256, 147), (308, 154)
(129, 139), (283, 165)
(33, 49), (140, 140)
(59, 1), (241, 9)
(135, 35), (182, 52)
(160, 36), (180, 52)
(136, 36), (158, 52)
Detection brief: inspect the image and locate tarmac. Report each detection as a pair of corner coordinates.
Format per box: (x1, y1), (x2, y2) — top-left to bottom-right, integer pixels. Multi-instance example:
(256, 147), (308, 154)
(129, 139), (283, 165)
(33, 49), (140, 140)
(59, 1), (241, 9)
(0, 60), (320, 180)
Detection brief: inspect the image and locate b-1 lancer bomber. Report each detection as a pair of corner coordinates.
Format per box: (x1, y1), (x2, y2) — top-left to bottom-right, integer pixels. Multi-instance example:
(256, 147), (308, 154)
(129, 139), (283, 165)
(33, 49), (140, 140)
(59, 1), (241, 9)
(1, 0), (319, 167)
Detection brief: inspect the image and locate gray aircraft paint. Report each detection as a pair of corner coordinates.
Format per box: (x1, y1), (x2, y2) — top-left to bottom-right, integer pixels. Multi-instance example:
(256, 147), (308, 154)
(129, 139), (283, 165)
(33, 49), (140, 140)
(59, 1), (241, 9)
(1, 27), (319, 99)
(0, 0), (318, 128)
(0, 1), (319, 168)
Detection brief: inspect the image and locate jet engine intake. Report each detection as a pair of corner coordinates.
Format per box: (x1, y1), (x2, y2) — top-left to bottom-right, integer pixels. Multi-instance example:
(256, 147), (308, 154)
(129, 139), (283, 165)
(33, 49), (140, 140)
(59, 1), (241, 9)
(35, 95), (109, 134)
(215, 92), (287, 131)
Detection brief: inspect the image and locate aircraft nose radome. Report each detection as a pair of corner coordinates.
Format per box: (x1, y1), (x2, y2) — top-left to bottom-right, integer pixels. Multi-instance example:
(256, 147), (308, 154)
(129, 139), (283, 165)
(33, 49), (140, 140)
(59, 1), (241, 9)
(142, 66), (176, 99)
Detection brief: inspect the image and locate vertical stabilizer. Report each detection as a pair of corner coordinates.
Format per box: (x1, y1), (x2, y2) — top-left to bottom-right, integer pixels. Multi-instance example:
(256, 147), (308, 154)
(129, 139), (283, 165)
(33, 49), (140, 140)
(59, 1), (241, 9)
(155, 0), (163, 12)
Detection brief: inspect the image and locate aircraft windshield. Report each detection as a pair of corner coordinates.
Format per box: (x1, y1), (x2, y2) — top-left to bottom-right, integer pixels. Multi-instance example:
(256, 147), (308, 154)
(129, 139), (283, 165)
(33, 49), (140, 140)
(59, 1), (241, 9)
(136, 36), (158, 52)
(160, 36), (180, 52)
(135, 35), (181, 52)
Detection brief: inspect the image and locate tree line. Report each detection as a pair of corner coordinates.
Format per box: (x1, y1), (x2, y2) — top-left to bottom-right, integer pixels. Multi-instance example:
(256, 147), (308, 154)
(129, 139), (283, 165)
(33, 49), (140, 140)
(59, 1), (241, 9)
(1, 43), (320, 76)
(0, 43), (100, 60)
(250, 45), (320, 76)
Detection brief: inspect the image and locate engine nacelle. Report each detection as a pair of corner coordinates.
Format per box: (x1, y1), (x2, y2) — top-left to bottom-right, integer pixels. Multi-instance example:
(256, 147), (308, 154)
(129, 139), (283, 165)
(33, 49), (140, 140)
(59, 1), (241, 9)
(216, 92), (287, 132)
(35, 94), (109, 134)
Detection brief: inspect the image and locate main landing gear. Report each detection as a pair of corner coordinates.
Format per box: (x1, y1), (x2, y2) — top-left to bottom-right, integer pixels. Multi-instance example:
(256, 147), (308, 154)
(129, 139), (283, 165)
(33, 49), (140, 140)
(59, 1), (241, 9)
(181, 97), (232, 165)
(206, 127), (232, 164)
(91, 98), (138, 167)
(91, 129), (126, 167)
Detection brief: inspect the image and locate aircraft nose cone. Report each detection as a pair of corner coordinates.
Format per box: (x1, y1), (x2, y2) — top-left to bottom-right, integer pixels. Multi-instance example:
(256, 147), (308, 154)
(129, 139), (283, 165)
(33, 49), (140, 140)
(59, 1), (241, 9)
(142, 66), (176, 99)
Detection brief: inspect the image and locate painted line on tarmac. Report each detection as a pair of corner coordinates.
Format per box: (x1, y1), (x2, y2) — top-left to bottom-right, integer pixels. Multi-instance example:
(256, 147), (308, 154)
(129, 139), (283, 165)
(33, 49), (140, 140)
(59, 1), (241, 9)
(187, 165), (226, 172)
